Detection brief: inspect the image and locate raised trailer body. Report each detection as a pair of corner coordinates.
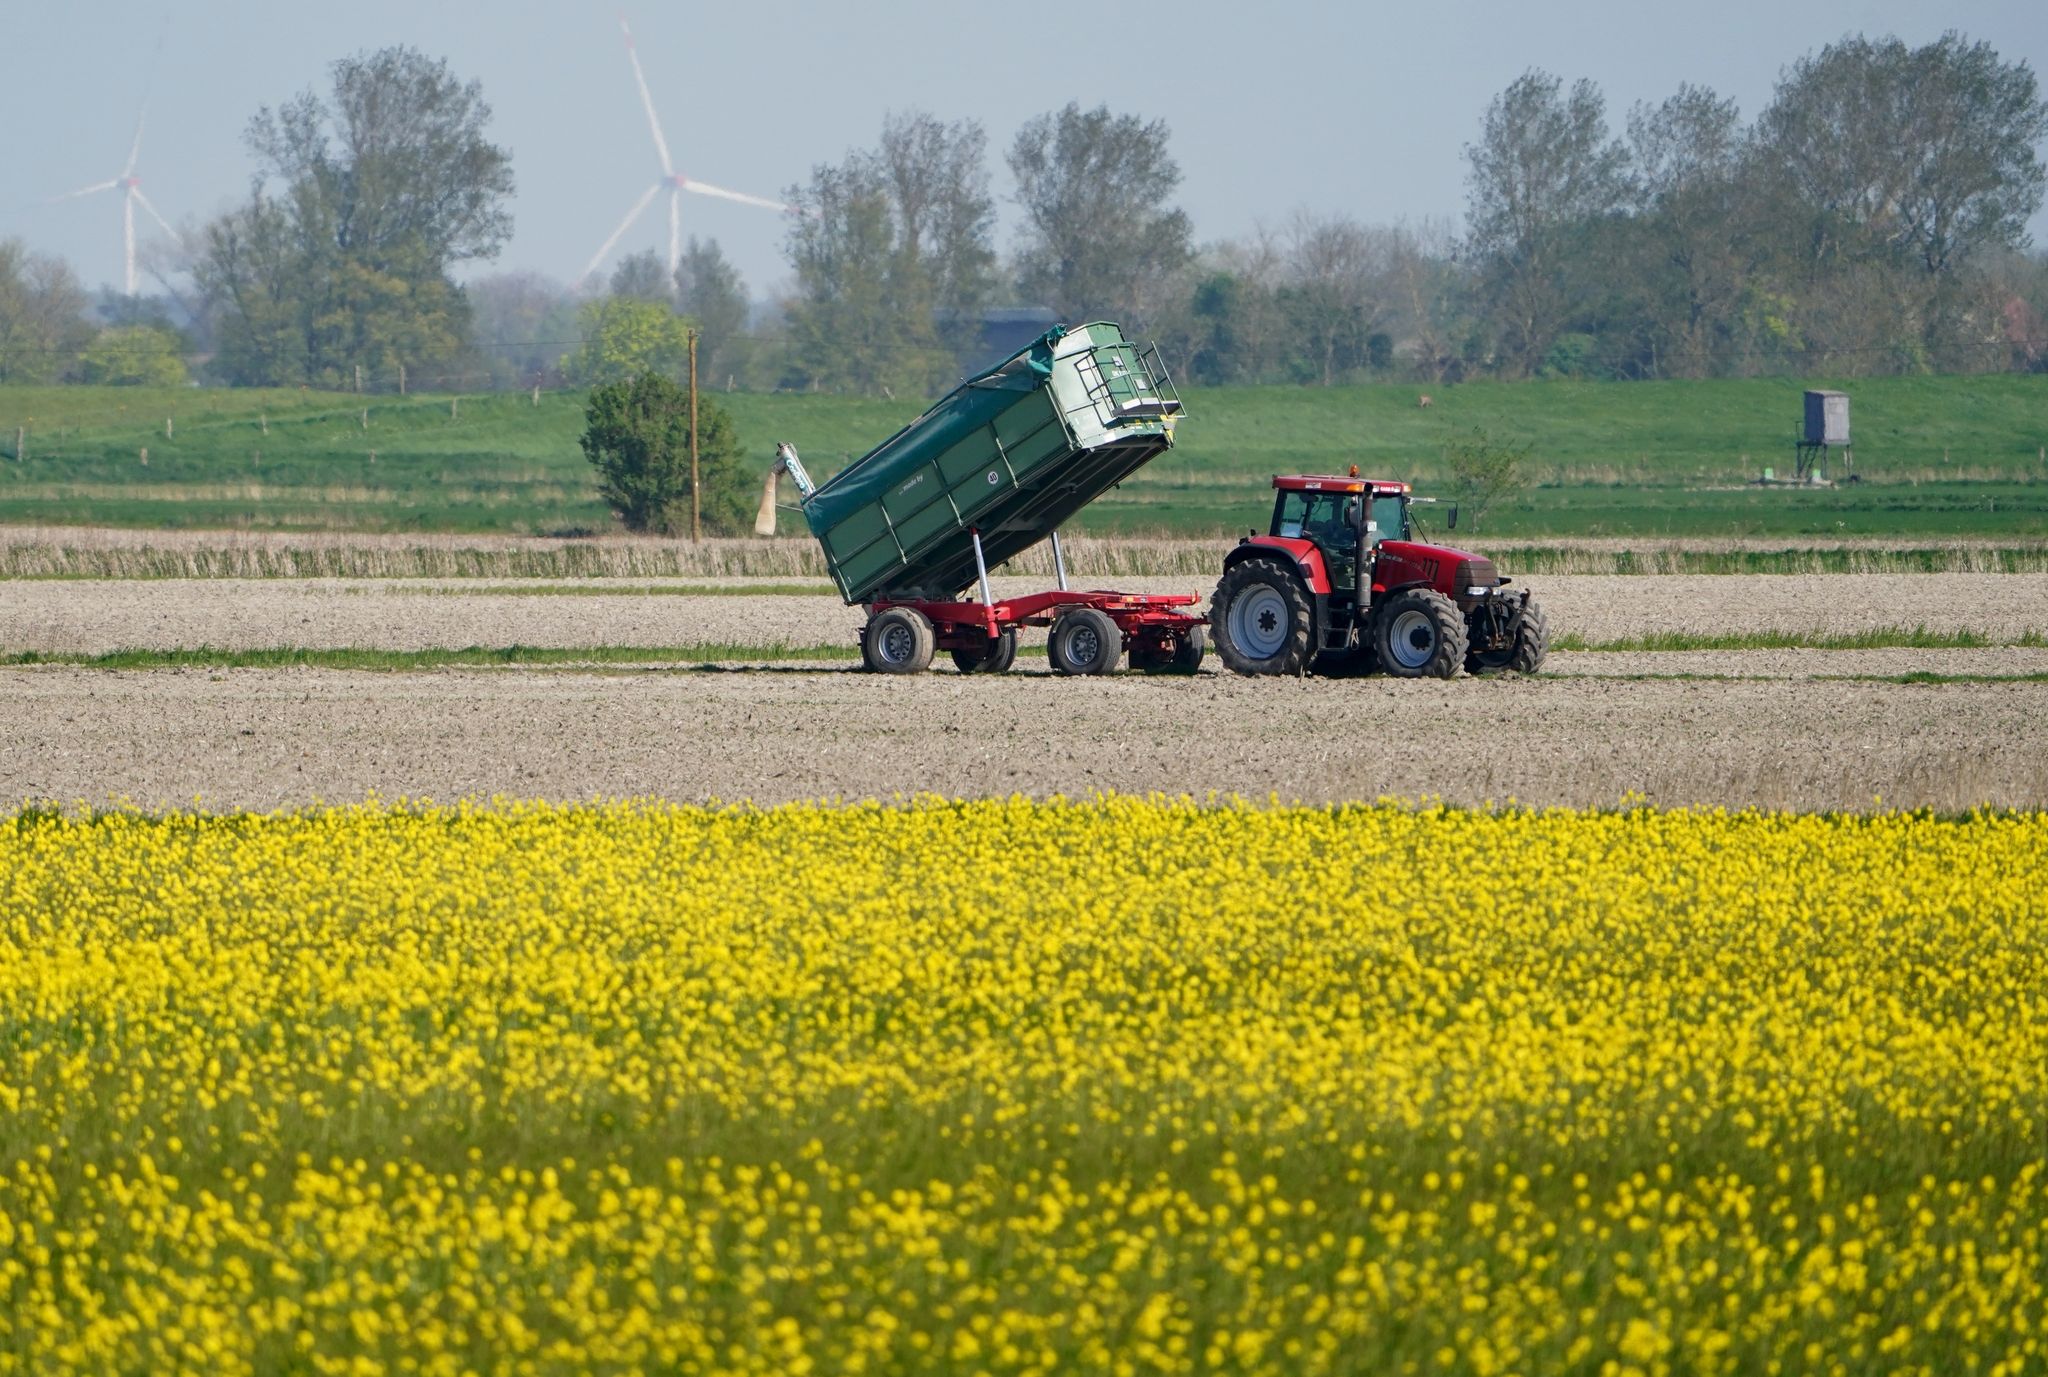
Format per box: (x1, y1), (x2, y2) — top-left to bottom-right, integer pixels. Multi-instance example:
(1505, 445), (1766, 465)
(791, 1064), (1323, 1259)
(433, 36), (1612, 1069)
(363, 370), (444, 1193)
(788, 324), (1205, 675)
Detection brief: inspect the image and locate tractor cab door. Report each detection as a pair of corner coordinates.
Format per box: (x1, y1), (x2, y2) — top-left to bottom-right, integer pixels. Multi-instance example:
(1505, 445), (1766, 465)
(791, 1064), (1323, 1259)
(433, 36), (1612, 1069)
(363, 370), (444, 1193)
(1275, 490), (1364, 602)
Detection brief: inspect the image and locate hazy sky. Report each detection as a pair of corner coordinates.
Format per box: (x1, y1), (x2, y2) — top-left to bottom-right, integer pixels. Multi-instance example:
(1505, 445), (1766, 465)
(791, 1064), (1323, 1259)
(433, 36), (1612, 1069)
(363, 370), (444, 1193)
(3, 0), (2044, 305)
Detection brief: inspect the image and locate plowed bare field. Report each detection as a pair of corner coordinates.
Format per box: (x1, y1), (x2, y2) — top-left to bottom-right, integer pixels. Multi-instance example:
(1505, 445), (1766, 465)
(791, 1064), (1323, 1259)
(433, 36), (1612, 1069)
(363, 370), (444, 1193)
(4, 573), (2044, 811)
(7, 573), (2048, 654)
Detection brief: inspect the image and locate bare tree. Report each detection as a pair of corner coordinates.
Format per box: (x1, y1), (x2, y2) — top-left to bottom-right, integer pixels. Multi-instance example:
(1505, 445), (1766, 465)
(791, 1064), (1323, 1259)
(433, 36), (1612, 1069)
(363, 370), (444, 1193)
(608, 250), (673, 304)
(1008, 103), (1193, 327)
(1464, 71), (1629, 376)
(1281, 211), (1399, 384)
(0, 239), (93, 383)
(1385, 218), (1469, 383)
(782, 111), (997, 395)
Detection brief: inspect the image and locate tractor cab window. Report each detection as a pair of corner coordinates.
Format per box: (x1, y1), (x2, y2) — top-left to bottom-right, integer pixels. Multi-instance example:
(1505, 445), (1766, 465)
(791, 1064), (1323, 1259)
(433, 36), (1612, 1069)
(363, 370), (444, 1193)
(1274, 491), (1361, 554)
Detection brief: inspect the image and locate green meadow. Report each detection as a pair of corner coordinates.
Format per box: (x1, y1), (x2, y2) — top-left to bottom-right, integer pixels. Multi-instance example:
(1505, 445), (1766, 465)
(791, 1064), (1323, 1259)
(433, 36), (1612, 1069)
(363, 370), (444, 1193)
(1, 373), (2043, 538)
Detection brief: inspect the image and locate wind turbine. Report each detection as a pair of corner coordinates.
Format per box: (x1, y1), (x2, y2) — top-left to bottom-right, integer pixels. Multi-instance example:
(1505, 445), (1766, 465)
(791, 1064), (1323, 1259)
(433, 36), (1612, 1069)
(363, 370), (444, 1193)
(578, 15), (792, 287)
(53, 111), (179, 297)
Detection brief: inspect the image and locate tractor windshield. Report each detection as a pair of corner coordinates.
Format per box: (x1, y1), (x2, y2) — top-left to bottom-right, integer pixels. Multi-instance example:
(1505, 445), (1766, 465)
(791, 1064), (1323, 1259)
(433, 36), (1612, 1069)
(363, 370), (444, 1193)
(1368, 493), (1407, 546)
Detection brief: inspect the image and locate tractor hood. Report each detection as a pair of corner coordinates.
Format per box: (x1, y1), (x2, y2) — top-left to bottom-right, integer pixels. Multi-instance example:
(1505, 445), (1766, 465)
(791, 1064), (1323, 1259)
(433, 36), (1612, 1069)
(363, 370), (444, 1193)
(1373, 539), (1500, 596)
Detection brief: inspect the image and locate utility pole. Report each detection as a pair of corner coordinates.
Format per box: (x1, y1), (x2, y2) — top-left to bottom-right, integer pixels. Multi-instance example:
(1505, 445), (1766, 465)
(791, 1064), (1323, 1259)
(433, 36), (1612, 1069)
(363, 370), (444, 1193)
(688, 328), (701, 543)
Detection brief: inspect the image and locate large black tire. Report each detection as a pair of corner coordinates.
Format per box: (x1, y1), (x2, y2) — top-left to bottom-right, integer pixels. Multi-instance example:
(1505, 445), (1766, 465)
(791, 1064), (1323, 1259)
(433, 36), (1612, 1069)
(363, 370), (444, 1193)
(862, 607), (936, 674)
(1466, 597), (1549, 675)
(1373, 588), (1468, 679)
(1210, 558), (1314, 676)
(951, 628), (1018, 674)
(1132, 625), (1207, 675)
(1048, 607), (1123, 676)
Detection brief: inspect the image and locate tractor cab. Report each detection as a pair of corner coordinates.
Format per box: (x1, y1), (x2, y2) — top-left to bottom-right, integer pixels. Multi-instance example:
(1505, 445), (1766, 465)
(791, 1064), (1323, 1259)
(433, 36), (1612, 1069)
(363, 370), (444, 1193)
(1268, 474), (1413, 604)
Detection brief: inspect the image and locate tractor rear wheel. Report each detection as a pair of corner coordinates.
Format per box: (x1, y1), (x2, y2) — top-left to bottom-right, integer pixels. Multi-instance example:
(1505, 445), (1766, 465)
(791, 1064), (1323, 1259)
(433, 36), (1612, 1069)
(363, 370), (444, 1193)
(1373, 589), (1467, 679)
(862, 607), (936, 674)
(1048, 607), (1123, 676)
(951, 628), (1018, 674)
(1133, 625), (1206, 675)
(1210, 558), (1313, 676)
(1466, 597), (1549, 675)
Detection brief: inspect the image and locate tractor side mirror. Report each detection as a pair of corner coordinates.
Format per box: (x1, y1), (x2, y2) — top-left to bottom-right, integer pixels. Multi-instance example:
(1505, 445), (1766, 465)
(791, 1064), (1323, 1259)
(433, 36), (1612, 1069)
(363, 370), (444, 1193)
(1448, 505), (1459, 530)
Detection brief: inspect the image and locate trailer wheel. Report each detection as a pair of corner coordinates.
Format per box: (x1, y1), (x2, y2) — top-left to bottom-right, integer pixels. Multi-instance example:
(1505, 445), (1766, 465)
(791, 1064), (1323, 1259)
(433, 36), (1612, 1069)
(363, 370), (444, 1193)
(1373, 589), (1468, 679)
(1466, 596), (1549, 675)
(1210, 558), (1313, 676)
(1049, 608), (1123, 676)
(951, 628), (1018, 674)
(863, 607), (936, 674)
(1133, 625), (1206, 675)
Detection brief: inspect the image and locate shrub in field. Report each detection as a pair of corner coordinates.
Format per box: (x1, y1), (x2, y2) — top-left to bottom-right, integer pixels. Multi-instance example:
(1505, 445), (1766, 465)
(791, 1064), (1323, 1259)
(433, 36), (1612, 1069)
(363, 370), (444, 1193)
(580, 372), (748, 535)
(1442, 425), (1531, 530)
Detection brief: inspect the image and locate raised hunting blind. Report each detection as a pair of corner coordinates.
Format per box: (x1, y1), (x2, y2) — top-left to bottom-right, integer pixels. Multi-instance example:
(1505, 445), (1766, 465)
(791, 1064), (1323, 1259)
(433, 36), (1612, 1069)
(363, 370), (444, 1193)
(1795, 389), (1852, 483)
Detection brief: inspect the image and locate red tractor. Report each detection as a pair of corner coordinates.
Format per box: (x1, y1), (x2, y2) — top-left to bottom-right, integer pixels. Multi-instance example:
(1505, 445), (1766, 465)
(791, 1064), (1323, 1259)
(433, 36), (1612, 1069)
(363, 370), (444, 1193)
(1208, 472), (1548, 678)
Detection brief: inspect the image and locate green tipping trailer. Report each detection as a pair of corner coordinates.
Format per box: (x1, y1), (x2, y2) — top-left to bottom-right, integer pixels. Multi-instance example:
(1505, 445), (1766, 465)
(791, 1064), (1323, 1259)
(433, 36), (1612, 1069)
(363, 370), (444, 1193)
(781, 323), (1182, 605)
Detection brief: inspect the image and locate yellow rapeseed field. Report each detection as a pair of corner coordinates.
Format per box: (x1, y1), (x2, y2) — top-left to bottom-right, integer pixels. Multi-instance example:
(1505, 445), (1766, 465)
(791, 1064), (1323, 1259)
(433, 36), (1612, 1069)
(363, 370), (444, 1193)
(1, 796), (2044, 1375)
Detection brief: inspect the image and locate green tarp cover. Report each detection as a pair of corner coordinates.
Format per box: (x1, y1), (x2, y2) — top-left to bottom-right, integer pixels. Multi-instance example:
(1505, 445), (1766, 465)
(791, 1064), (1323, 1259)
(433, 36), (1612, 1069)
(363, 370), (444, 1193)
(800, 328), (1065, 539)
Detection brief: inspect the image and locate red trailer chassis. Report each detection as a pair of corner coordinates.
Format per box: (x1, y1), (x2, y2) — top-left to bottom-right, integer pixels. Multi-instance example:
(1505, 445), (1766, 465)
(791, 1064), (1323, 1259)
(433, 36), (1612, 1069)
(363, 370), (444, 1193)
(856, 527), (1207, 675)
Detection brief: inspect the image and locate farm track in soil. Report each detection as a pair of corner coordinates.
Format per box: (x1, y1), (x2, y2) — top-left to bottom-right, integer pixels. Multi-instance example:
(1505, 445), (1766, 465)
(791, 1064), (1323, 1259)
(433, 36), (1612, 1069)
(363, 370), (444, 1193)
(3, 573), (2045, 813)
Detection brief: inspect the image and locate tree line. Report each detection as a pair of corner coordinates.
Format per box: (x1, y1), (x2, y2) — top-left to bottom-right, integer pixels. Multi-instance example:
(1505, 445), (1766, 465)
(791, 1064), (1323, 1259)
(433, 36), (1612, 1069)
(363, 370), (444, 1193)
(2, 31), (2044, 394)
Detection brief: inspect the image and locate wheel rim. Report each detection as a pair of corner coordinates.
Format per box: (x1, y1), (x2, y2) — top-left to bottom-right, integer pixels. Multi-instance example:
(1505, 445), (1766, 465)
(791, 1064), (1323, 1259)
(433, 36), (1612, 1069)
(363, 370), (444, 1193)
(1228, 585), (1290, 660)
(1067, 621), (1102, 667)
(879, 622), (915, 665)
(1387, 608), (1438, 670)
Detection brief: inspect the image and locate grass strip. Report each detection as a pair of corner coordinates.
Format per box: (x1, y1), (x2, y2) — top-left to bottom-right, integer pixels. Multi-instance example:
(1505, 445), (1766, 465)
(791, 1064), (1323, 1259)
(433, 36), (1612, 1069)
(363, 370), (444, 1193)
(1557, 626), (2047, 652)
(364, 582), (844, 598)
(0, 644), (865, 671)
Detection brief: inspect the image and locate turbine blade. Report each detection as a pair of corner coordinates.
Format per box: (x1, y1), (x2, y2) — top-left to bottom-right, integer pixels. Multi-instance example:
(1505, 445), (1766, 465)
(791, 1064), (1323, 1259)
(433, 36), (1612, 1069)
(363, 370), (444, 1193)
(51, 179), (121, 202)
(681, 180), (793, 213)
(619, 16), (674, 177)
(578, 183), (662, 284)
(124, 111), (146, 177)
(131, 188), (179, 241)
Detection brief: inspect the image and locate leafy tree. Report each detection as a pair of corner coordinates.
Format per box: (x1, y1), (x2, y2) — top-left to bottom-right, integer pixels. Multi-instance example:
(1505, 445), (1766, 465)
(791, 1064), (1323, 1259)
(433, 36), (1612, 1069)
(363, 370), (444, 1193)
(79, 325), (189, 385)
(783, 111), (994, 394)
(674, 237), (750, 384)
(0, 239), (92, 383)
(608, 251), (674, 304)
(580, 372), (748, 535)
(1464, 72), (1628, 376)
(1441, 428), (1531, 531)
(196, 46), (514, 386)
(564, 296), (694, 385)
(1755, 33), (2048, 278)
(1008, 103), (1192, 327)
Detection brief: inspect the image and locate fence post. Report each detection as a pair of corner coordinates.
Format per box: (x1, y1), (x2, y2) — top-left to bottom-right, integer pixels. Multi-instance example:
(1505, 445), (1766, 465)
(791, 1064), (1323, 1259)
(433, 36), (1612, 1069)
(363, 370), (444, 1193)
(12, 427), (21, 462)
(360, 408), (368, 431)
(398, 363), (407, 396)
(450, 397), (459, 420)
(165, 416), (173, 440)
(140, 446), (148, 466)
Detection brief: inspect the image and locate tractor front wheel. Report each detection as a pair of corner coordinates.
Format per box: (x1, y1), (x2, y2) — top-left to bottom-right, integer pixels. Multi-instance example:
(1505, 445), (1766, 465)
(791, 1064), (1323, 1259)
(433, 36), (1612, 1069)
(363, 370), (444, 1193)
(862, 607), (936, 674)
(1466, 597), (1549, 675)
(1373, 589), (1468, 679)
(1210, 559), (1314, 676)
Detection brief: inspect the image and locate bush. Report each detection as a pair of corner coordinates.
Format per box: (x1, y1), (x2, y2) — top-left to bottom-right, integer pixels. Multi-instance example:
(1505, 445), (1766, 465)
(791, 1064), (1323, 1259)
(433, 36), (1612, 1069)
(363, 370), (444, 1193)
(1442, 427), (1530, 532)
(79, 325), (189, 386)
(580, 373), (750, 535)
